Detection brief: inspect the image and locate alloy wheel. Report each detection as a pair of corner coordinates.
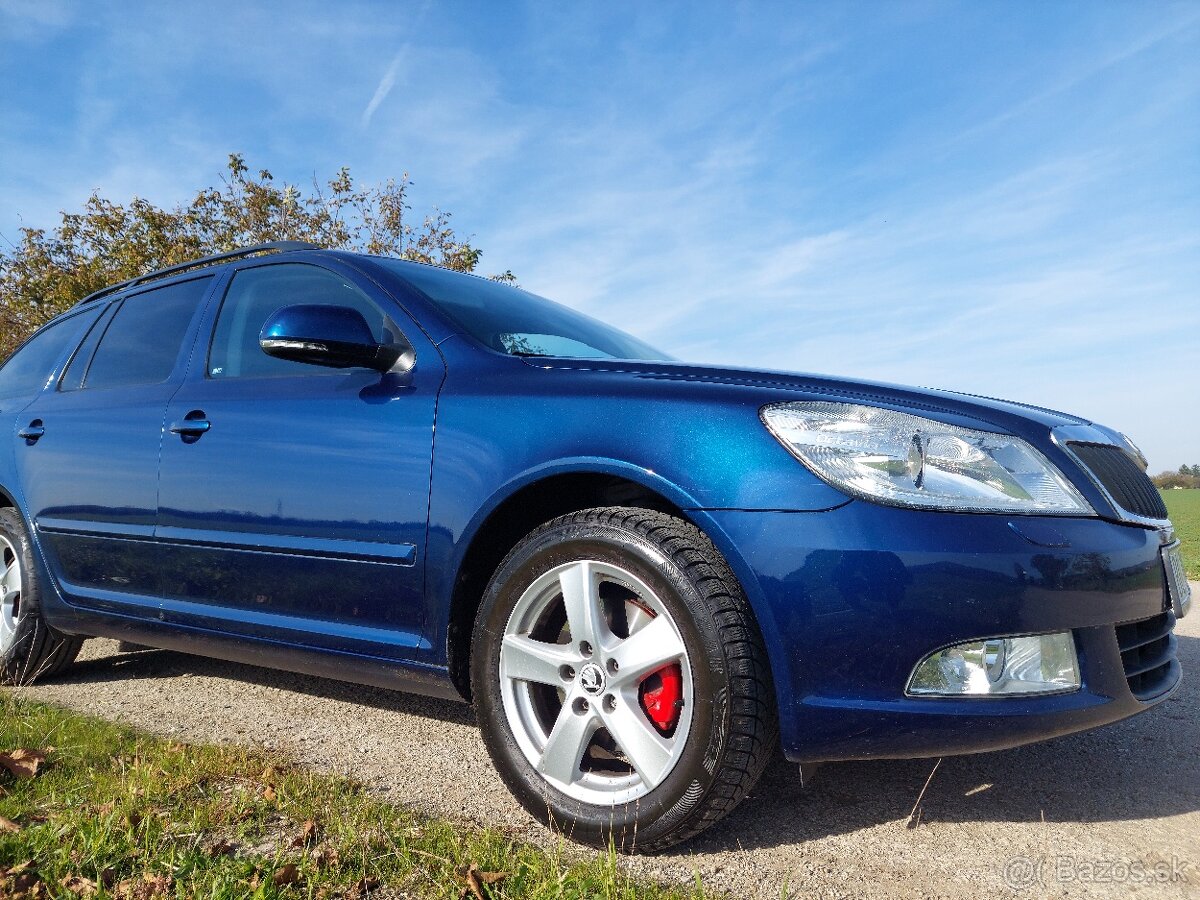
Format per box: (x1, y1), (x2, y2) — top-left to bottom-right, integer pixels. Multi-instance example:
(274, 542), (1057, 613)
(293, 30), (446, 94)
(499, 559), (693, 805)
(0, 535), (22, 653)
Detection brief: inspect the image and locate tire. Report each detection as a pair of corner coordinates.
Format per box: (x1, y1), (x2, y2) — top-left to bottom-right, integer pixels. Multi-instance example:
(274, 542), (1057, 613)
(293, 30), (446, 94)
(471, 507), (777, 852)
(0, 507), (83, 685)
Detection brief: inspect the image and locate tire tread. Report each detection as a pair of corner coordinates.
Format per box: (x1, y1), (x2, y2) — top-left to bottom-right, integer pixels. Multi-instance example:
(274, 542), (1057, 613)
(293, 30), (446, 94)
(524, 506), (779, 851)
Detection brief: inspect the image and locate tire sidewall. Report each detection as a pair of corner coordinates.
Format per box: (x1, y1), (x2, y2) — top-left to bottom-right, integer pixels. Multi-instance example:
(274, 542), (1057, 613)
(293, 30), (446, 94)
(0, 506), (44, 681)
(472, 514), (734, 849)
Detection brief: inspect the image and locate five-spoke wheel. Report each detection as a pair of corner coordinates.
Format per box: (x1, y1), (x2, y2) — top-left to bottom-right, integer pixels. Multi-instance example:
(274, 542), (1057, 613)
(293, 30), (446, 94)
(500, 559), (692, 804)
(473, 507), (777, 852)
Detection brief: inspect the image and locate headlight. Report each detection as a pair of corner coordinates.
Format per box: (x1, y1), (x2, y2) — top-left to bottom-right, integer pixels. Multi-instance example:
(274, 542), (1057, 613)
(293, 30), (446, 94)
(907, 632), (1081, 697)
(761, 401), (1092, 514)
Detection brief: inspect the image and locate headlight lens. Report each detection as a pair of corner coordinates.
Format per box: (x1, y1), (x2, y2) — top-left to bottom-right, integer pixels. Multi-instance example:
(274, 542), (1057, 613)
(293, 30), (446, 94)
(907, 632), (1081, 697)
(761, 401), (1092, 514)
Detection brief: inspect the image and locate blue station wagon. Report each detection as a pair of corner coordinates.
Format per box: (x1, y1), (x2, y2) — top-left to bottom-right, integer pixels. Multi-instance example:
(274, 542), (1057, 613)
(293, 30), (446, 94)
(0, 242), (1190, 850)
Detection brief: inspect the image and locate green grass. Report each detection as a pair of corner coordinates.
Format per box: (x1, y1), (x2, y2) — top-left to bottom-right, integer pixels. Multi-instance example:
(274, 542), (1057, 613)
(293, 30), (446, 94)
(0, 696), (707, 900)
(1162, 489), (1200, 580)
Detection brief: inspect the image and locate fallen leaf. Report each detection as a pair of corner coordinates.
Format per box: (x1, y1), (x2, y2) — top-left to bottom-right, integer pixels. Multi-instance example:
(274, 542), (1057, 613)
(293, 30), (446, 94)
(346, 876), (380, 898)
(60, 875), (98, 896)
(262, 785), (277, 802)
(206, 838), (238, 858)
(0, 815), (20, 832)
(272, 864), (301, 887)
(3, 865), (44, 899)
(290, 819), (318, 847)
(0, 748), (48, 779)
(113, 873), (173, 900)
(310, 845), (339, 869)
(454, 863), (508, 900)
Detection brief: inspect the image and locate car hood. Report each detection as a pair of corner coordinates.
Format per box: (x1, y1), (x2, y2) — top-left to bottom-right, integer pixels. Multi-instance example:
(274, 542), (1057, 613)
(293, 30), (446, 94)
(521, 357), (1093, 437)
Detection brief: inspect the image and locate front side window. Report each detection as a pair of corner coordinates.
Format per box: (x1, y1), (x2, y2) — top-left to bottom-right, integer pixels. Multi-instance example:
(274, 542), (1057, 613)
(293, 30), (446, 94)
(208, 264), (395, 379)
(83, 276), (212, 390)
(0, 309), (100, 401)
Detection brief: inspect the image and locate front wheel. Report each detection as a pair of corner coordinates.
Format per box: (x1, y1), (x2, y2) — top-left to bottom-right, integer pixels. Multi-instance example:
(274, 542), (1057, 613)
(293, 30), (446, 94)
(471, 507), (777, 852)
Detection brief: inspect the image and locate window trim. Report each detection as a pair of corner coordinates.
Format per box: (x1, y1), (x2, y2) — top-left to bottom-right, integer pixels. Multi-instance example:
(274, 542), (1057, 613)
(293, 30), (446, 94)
(56, 301), (118, 393)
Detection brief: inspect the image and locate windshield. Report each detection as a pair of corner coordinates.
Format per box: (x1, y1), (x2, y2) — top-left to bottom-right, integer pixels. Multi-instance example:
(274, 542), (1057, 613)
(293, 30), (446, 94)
(373, 260), (669, 361)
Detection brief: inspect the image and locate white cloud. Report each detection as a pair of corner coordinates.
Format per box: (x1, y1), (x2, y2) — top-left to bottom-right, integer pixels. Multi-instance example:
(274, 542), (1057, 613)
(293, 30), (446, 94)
(361, 51), (405, 128)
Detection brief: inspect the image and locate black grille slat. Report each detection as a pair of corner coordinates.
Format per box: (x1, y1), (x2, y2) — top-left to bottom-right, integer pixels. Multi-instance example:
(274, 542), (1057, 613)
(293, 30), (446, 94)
(1116, 613), (1174, 651)
(1121, 635), (1176, 678)
(1115, 611), (1179, 701)
(1068, 442), (1167, 519)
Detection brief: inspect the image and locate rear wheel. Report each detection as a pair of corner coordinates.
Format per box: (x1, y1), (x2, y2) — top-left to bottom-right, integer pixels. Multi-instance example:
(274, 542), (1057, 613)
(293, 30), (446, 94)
(0, 508), (83, 685)
(472, 507), (777, 851)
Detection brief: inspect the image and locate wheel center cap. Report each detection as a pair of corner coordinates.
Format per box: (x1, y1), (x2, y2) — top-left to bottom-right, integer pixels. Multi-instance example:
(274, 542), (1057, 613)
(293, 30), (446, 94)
(578, 662), (606, 695)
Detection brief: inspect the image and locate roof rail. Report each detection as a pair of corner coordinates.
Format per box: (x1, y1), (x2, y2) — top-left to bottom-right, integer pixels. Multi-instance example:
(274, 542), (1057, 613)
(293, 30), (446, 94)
(73, 241), (322, 307)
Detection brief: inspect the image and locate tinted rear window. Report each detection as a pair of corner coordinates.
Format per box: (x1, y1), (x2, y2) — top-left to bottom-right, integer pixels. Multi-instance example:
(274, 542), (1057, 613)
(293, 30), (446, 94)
(83, 276), (212, 389)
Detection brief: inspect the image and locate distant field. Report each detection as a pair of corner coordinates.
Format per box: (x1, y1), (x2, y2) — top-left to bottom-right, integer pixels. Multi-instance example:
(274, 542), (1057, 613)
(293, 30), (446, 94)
(1162, 489), (1200, 579)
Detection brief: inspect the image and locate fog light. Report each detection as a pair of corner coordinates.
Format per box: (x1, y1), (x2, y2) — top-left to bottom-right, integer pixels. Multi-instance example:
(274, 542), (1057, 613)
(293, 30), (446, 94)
(906, 632), (1080, 697)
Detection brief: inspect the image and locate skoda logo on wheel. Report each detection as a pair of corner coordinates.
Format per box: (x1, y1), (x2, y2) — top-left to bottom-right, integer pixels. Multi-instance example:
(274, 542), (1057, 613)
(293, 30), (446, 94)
(579, 663), (605, 695)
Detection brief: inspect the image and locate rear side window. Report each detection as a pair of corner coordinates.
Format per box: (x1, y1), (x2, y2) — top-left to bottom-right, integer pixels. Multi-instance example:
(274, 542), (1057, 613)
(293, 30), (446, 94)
(59, 303), (118, 392)
(82, 276), (212, 390)
(0, 309), (100, 401)
(208, 264), (394, 379)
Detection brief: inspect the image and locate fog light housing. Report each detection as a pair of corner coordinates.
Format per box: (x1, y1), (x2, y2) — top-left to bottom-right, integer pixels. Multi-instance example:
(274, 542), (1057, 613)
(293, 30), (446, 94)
(906, 632), (1080, 697)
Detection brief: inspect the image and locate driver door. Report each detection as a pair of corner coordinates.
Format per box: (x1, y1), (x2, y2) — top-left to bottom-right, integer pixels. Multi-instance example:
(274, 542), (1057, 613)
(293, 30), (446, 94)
(155, 260), (444, 659)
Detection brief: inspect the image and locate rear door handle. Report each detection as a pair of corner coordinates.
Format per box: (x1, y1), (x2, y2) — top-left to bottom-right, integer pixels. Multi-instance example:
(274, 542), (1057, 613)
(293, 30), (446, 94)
(169, 413), (211, 437)
(18, 421), (45, 442)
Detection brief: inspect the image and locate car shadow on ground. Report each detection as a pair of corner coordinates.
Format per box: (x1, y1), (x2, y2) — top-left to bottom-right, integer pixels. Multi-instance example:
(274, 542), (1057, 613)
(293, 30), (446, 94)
(54, 644), (479, 728)
(45, 633), (1199, 852)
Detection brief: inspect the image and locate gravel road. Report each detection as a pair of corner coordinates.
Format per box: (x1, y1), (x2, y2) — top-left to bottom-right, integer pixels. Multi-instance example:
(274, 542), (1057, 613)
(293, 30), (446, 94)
(20, 584), (1200, 899)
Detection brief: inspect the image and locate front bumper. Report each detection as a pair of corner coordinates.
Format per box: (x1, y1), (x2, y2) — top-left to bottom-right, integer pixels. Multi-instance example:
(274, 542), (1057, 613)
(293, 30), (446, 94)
(701, 503), (1181, 763)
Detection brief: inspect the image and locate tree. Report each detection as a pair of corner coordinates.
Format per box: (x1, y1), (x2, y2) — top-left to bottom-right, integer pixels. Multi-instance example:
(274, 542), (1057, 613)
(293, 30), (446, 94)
(0, 154), (514, 358)
(1153, 470), (1200, 489)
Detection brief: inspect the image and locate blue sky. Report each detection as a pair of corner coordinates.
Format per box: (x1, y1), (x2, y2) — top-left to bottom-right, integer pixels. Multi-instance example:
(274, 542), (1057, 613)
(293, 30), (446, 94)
(1, 1), (1197, 469)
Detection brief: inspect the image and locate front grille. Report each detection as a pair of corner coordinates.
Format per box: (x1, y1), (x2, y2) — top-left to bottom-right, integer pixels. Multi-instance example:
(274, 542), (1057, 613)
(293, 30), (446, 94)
(1115, 611), (1178, 701)
(1068, 442), (1168, 519)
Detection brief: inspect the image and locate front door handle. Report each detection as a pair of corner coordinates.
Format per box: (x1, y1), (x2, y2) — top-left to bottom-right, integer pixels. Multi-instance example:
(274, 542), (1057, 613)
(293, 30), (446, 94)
(169, 412), (211, 437)
(18, 420), (45, 442)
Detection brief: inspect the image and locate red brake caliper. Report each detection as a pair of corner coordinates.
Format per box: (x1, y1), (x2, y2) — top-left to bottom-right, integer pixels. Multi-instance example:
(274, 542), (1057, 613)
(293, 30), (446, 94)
(639, 664), (683, 734)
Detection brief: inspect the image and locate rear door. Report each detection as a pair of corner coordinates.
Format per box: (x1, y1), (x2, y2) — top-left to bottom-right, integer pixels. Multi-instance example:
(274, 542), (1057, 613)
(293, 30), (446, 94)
(155, 259), (444, 659)
(0, 306), (104, 502)
(14, 275), (216, 617)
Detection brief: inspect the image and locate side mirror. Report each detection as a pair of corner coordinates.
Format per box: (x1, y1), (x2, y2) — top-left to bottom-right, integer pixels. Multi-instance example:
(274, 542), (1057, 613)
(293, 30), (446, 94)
(259, 305), (412, 372)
